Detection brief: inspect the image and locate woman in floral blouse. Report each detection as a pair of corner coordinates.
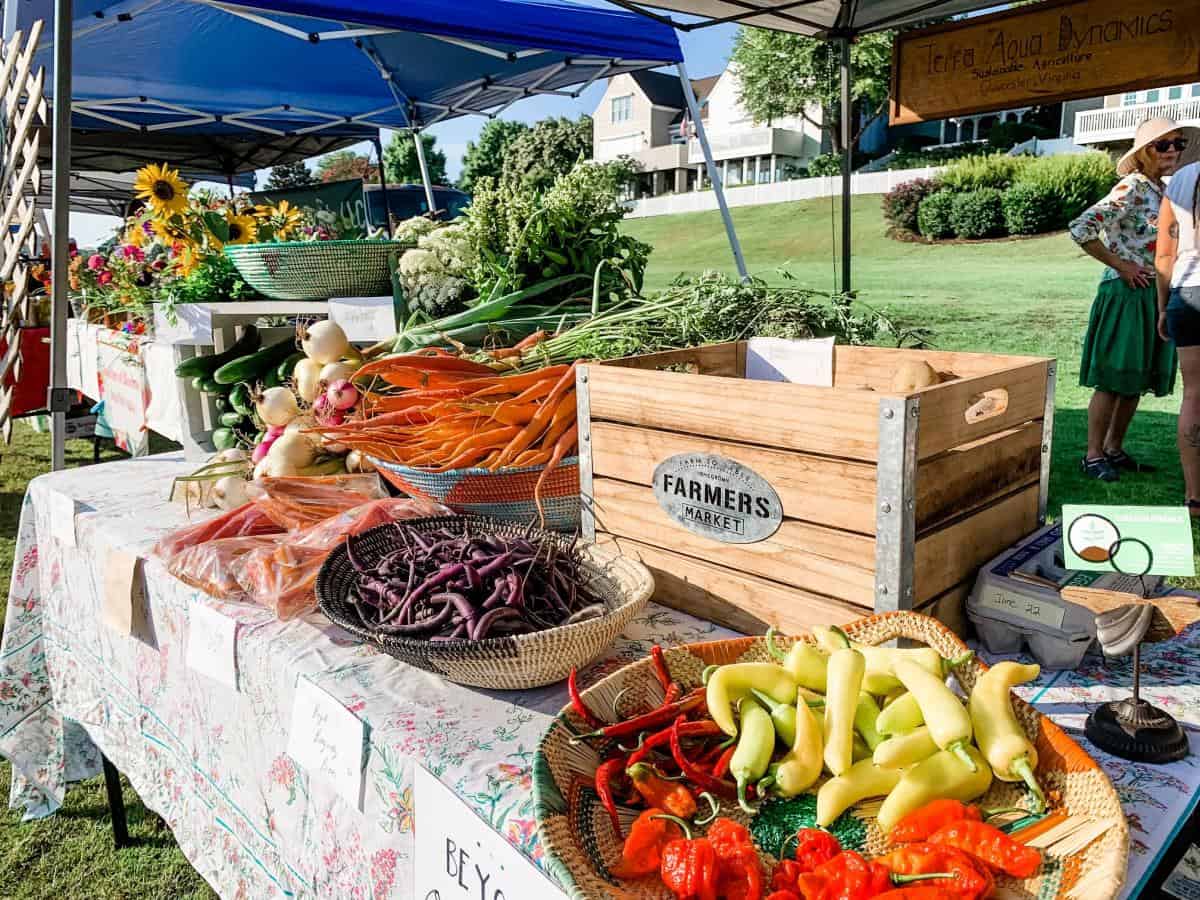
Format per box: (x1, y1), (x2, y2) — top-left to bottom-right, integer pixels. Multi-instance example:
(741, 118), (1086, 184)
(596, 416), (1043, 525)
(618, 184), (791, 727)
(1069, 118), (1188, 481)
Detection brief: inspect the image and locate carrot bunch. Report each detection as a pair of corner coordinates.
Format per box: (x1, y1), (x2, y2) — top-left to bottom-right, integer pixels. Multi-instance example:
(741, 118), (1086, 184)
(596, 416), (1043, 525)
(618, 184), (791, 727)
(316, 350), (579, 516)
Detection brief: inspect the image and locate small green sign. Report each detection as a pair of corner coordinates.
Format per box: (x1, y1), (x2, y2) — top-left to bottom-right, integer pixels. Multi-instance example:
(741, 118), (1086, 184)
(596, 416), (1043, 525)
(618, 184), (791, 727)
(1062, 505), (1195, 577)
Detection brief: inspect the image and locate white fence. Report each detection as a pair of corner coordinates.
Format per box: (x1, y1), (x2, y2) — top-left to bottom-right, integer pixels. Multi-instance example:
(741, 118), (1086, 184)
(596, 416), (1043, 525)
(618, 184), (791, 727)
(623, 166), (941, 219)
(1075, 97), (1200, 145)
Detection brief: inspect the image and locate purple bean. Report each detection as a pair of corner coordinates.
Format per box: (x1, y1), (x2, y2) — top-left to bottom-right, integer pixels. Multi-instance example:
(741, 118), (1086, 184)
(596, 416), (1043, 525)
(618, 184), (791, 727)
(481, 579), (507, 610)
(408, 563), (465, 603)
(475, 551), (516, 578)
(471, 606), (520, 640)
(377, 597), (455, 635)
(449, 621), (469, 639)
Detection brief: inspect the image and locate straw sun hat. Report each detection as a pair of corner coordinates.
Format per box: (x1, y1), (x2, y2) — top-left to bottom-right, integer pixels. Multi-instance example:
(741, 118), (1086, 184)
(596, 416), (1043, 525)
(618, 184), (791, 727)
(1117, 117), (1200, 176)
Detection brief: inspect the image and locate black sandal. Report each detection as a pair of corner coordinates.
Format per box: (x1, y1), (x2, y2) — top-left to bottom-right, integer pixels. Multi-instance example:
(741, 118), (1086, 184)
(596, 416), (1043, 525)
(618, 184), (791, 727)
(1081, 456), (1120, 482)
(1105, 450), (1157, 473)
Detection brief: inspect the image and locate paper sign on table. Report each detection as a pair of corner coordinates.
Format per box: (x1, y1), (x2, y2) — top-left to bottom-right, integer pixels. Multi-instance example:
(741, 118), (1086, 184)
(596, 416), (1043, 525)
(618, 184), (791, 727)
(153, 304), (214, 345)
(101, 550), (144, 634)
(186, 603), (238, 690)
(745, 337), (834, 387)
(413, 764), (566, 900)
(48, 490), (77, 547)
(287, 677), (366, 810)
(327, 297), (397, 342)
(1062, 505), (1196, 577)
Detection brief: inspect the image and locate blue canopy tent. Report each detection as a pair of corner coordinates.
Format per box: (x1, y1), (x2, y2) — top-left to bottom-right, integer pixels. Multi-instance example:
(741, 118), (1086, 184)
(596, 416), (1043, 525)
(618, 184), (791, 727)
(24, 0), (716, 472)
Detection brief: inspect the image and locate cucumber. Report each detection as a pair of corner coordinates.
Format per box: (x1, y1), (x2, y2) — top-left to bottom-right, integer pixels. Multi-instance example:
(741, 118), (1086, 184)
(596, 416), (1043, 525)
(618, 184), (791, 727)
(264, 368), (282, 389)
(198, 376), (221, 394)
(214, 395), (230, 413)
(191, 375), (206, 392)
(214, 336), (297, 385)
(211, 427), (237, 451)
(229, 383), (253, 416)
(277, 352), (305, 381)
(174, 325), (261, 378)
(219, 411), (245, 428)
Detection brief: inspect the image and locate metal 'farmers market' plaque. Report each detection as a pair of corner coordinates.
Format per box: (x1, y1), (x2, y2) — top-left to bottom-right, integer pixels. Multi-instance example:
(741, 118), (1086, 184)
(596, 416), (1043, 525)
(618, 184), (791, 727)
(653, 453), (783, 544)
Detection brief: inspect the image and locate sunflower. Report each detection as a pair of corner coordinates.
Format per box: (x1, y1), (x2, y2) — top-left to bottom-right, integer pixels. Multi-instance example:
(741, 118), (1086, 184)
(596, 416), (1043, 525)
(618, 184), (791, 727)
(256, 199), (305, 240)
(224, 213), (258, 245)
(124, 223), (146, 248)
(174, 244), (200, 278)
(152, 216), (192, 245)
(134, 163), (189, 218)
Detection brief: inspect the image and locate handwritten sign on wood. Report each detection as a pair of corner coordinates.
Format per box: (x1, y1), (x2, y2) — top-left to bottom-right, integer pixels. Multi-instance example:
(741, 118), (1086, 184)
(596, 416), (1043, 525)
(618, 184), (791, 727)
(890, 0), (1200, 124)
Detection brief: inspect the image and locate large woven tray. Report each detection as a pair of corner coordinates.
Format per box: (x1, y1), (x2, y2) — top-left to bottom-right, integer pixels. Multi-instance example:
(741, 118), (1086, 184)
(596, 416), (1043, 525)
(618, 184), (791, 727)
(534, 611), (1129, 900)
(316, 515), (652, 689)
(225, 239), (410, 300)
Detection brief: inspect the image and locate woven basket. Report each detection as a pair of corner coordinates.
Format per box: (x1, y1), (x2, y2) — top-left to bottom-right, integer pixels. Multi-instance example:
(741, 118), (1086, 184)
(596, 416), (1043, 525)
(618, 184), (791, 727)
(534, 611), (1129, 900)
(370, 456), (580, 532)
(316, 515), (652, 689)
(225, 240), (410, 300)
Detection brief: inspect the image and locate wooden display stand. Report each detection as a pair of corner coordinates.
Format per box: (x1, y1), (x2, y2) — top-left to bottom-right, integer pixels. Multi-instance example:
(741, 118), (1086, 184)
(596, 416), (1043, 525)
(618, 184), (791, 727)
(576, 343), (1056, 637)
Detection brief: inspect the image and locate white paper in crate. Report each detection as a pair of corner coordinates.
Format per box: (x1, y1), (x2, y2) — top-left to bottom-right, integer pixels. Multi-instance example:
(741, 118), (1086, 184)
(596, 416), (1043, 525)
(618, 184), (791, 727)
(745, 337), (834, 387)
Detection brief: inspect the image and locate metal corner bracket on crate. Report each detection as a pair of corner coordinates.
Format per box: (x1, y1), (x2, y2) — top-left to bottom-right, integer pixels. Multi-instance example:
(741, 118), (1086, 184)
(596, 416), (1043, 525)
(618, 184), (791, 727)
(874, 395), (919, 614)
(576, 365), (596, 541)
(1038, 363), (1057, 525)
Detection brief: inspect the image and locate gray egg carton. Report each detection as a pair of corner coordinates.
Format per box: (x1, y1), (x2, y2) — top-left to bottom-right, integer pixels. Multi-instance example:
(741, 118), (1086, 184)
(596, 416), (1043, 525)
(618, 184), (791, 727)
(967, 523), (1163, 669)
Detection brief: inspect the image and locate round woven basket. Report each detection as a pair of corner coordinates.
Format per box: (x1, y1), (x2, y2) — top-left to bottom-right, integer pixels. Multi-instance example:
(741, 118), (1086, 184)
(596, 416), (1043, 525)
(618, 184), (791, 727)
(534, 611), (1130, 900)
(369, 455), (580, 532)
(225, 240), (411, 300)
(316, 515), (652, 689)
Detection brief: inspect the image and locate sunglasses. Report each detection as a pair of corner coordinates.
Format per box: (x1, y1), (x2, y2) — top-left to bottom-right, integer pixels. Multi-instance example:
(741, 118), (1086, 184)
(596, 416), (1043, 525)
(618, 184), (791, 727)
(1153, 137), (1189, 153)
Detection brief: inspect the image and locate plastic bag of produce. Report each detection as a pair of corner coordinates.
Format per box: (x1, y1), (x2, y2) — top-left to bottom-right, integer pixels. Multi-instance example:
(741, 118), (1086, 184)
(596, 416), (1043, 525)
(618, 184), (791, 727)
(166, 534), (284, 600)
(245, 473), (387, 530)
(153, 502), (284, 561)
(232, 496), (448, 620)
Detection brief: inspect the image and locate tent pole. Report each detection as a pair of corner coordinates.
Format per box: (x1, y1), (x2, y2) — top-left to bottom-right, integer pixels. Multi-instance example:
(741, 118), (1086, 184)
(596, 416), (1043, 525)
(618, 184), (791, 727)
(839, 36), (852, 295)
(677, 62), (747, 280)
(226, 172), (235, 199)
(372, 133), (394, 237)
(49, 0), (74, 472)
(412, 130), (438, 218)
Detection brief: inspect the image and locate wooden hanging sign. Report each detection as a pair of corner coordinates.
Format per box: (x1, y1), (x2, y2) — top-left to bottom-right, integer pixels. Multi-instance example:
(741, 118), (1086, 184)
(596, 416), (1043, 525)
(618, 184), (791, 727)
(890, 0), (1200, 125)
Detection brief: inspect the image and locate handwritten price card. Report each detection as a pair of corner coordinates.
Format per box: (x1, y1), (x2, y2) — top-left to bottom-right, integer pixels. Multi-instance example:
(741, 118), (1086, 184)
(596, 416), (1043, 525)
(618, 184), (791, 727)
(287, 677), (366, 810)
(186, 603), (238, 690)
(413, 765), (566, 900)
(48, 490), (78, 547)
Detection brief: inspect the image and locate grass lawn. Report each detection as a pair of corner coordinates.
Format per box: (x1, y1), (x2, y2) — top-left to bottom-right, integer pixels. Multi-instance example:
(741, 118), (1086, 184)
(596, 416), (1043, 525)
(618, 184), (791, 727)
(0, 194), (1188, 896)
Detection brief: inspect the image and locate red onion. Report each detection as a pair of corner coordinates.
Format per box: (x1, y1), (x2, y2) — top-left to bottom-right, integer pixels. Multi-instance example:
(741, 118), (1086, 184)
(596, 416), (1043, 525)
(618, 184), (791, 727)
(326, 379), (359, 412)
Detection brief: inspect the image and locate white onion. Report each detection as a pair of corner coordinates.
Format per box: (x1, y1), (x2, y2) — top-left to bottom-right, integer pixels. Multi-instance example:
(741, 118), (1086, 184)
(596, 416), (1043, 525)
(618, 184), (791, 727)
(215, 447), (248, 463)
(318, 360), (356, 386)
(285, 414), (323, 450)
(255, 386), (300, 427)
(346, 450), (376, 473)
(212, 475), (249, 510)
(293, 357), (323, 404)
(252, 458), (270, 481)
(266, 430), (317, 475)
(301, 320), (349, 365)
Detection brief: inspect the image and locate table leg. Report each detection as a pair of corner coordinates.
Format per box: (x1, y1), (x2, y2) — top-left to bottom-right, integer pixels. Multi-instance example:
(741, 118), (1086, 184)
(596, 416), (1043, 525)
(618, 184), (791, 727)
(102, 754), (130, 849)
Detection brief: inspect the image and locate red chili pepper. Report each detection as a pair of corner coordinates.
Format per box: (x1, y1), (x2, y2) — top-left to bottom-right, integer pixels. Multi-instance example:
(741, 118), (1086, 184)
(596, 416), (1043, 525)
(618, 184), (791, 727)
(766, 892), (803, 900)
(581, 688), (706, 741)
(888, 799), (983, 844)
(707, 818), (764, 900)
(609, 807), (683, 880)
(627, 720), (724, 766)
(795, 851), (892, 900)
(664, 682), (682, 704)
(870, 889), (958, 900)
(627, 763), (698, 819)
(712, 745), (737, 779)
(928, 819), (1043, 879)
(878, 843), (993, 900)
(661, 833), (720, 900)
(568, 667), (604, 730)
(651, 644), (674, 693)
(594, 757), (627, 840)
(783, 829), (842, 873)
(670, 716), (737, 799)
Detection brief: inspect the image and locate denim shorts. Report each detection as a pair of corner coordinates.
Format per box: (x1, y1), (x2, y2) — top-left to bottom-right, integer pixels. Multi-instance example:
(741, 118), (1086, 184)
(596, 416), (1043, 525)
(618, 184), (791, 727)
(1166, 288), (1200, 348)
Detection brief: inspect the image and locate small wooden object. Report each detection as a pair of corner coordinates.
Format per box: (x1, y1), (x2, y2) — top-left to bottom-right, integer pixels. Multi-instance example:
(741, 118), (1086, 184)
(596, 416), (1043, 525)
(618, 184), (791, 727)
(578, 343), (1056, 635)
(1060, 585), (1200, 643)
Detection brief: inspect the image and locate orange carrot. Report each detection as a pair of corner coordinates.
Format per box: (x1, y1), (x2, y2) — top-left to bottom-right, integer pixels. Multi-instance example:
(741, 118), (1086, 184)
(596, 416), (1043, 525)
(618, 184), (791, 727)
(513, 329), (548, 351)
(492, 364), (576, 468)
(534, 423), (578, 527)
(467, 365), (568, 398)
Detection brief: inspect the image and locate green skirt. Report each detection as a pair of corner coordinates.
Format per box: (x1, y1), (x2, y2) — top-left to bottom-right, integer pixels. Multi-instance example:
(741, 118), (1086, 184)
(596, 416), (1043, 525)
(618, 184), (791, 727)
(1079, 279), (1177, 397)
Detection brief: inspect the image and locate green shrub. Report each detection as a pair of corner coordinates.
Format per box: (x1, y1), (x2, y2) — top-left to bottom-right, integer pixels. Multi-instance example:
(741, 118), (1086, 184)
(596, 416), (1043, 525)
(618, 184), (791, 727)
(1012, 151), (1118, 228)
(1002, 182), (1057, 235)
(917, 191), (957, 239)
(950, 188), (1006, 238)
(939, 153), (1031, 192)
(882, 178), (940, 234)
(808, 153), (844, 177)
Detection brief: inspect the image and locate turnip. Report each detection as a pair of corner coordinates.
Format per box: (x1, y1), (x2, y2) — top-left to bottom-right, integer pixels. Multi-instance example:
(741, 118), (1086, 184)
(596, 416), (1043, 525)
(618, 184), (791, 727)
(300, 320), (349, 365)
(326, 379), (358, 411)
(265, 430), (317, 476)
(318, 360), (356, 386)
(212, 475), (249, 510)
(293, 357), (323, 403)
(255, 386), (300, 427)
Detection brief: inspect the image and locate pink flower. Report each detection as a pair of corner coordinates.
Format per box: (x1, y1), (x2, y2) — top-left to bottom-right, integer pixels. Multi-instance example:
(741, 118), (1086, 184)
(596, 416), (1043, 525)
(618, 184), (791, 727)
(86, 254), (105, 271)
(120, 245), (145, 262)
(97, 271), (113, 286)
(269, 754), (295, 789)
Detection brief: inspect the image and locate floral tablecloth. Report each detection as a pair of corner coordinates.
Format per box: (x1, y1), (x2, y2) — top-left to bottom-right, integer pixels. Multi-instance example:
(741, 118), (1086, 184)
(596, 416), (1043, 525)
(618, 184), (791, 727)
(0, 453), (1197, 898)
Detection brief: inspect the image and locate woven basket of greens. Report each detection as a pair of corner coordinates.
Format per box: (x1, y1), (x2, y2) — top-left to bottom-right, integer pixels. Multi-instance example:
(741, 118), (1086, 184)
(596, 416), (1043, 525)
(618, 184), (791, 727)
(225, 240), (411, 300)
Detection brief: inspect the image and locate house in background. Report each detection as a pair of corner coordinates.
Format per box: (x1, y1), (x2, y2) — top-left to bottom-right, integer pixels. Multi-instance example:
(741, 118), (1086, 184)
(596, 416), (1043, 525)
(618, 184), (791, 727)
(592, 66), (822, 198)
(1066, 83), (1200, 149)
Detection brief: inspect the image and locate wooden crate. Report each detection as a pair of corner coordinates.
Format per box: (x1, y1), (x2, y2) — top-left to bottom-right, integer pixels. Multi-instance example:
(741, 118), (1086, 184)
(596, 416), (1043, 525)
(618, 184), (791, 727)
(577, 343), (1056, 636)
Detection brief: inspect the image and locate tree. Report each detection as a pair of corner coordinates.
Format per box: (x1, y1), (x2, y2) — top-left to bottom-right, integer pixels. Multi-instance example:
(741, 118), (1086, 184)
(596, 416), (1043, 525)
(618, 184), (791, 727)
(458, 120), (529, 193)
(730, 28), (894, 153)
(501, 116), (592, 193)
(316, 150), (378, 183)
(263, 160), (314, 189)
(383, 131), (448, 185)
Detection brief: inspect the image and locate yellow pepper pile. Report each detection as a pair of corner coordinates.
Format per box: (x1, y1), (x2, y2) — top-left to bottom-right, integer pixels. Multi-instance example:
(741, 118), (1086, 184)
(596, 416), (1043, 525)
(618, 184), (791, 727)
(702, 625), (1046, 831)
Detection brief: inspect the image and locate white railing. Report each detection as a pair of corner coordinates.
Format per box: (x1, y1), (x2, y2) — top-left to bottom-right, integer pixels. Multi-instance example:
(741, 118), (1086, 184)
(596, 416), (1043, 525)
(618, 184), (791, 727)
(686, 126), (808, 164)
(624, 166), (942, 219)
(1075, 97), (1200, 144)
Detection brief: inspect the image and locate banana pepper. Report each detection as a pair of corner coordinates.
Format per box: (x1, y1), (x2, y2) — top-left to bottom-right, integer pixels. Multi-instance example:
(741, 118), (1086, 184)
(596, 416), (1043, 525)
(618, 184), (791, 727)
(707, 663), (798, 737)
(877, 745), (993, 834)
(877, 692), (925, 736)
(773, 690), (824, 797)
(873, 726), (938, 769)
(817, 758), (904, 827)
(968, 661), (1045, 812)
(731, 699), (776, 812)
(813, 627), (945, 695)
(892, 659), (976, 770)
(823, 648), (865, 776)
(854, 693), (885, 750)
(767, 627), (829, 692)
(751, 689), (797, 748)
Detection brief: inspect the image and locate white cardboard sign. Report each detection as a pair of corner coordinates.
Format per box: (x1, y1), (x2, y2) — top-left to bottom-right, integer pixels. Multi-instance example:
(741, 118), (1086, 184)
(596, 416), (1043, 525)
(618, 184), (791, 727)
(327, 296), (397, 342)
(745, 336), (834, 387)
(186, 603), (238, 690)
(413, 765), (566, 900)
(48, 490), (78, 547)
(287, 677), (366, 810)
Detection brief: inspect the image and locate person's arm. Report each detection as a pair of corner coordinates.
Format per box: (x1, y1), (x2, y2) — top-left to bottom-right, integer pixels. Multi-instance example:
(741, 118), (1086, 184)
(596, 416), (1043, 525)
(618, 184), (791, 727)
(1068, 177), (1153, 288)
(1156, 199), (1180, 341)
